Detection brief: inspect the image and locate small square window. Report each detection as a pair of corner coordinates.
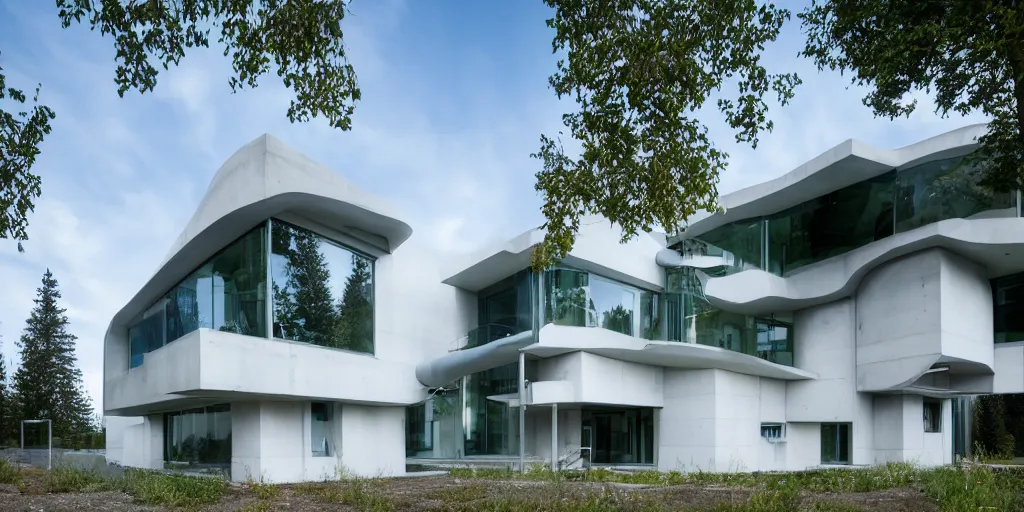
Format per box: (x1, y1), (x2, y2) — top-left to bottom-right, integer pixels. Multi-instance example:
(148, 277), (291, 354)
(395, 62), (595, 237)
(761, 423), (785, 441)
(923, 400), (941, 433)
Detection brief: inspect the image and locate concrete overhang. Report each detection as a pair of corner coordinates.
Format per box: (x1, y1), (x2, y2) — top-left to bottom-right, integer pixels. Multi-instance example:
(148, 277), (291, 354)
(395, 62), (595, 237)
(105, 329), (425, 416)
(675, 123), (988, 242)
(696, 217), (1024, 315)
(107, 134), (412, 335)
(414, 324), (815, 388)
(442, 220), (665, 293)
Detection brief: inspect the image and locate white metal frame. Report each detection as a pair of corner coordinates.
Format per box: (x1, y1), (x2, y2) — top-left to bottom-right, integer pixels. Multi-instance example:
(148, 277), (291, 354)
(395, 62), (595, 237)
(20, 419), (53, 470)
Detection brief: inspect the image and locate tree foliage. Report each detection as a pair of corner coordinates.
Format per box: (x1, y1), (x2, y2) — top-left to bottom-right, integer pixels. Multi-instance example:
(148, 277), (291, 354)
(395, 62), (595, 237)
(973, 394), (1024, 459)
(334, 255), (373, 353)
(0, 0), (359, 249)
(12, 270), (94, 441)
(0, 54), (55, 253)
(531, 0), (800, 268)
(800, 0), (1024, 192)
(0, 334), (19, 445)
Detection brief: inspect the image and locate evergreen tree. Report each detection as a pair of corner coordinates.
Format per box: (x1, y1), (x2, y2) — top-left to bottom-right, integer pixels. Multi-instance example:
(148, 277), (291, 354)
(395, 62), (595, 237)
(274, 224), (339, 347)
(335, 256), (373, 353)
(0, 335), (17, 445)
(13, 269), (94, 442)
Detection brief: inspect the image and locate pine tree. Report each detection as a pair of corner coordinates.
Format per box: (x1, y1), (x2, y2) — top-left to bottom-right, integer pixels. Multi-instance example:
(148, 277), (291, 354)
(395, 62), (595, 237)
(274, 223), (339, 347)
(0, 335), (17, 445)
(13, 269), (94, 442)
(335, 256), (373, 353)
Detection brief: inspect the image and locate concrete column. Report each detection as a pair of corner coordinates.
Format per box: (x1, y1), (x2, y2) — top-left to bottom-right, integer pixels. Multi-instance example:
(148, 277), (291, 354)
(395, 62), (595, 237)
(551, 404), (558, 471)
(518, 350), (526, 471)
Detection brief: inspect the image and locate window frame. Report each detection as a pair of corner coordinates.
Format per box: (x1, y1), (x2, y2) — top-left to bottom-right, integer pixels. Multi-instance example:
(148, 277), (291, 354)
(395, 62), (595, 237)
(269, 218), (378, 355)
(923, 400), (942, 433)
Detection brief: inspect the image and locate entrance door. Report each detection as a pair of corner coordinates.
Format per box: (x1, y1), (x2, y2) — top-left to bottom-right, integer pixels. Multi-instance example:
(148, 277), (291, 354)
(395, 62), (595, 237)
(580, 425), (593, 467)
(581, 408), (654, 465)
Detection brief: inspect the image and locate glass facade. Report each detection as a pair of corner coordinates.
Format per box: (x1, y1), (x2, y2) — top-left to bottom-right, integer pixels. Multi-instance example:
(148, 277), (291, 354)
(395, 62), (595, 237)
(127, 218), (376, 369)
(468, 269), (534, 349)
(582, 408), (655, 465)
(463, 363), (521, 456)
(993, 272), (1024, 344)
(685, 155), (1016, 277)
(164, 404), (231, 466)
(129, 226), (268, 368)
(543, 268), (661, 340)
(665, 267), (795, 365)
(271, 220), (375, 353)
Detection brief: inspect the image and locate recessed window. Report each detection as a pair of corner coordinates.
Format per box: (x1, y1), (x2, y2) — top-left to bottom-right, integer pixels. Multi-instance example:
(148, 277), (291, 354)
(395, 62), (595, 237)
(761, 423), (785, 442)
(924, 400), (941, 433)
(821, 423), (851, 465)
(311, 402), (334, 457)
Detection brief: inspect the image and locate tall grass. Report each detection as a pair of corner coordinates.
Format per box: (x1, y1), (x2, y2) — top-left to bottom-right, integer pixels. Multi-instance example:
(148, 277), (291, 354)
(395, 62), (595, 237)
(0, 457), (20, 485)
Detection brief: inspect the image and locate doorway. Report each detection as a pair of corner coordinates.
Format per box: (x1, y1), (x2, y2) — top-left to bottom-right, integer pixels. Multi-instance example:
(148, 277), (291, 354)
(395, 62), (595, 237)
(581, 407), (655, 465)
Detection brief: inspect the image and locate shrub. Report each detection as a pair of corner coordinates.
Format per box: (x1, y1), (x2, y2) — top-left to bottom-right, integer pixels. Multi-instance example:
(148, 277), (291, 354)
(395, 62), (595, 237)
(0, 457), (20, 485)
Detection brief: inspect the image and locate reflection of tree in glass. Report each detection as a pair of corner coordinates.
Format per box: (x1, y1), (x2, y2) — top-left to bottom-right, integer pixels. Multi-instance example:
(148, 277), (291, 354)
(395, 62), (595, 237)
(550, 285), (592, 326)
(601, 304), (633, 335)
(929, 157), (1012, 217)
(334, 255), (373, 353)
(274, 224), (340, 347)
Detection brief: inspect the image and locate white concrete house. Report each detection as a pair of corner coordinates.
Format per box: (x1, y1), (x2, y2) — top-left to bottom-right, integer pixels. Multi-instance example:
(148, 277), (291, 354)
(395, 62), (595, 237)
(105, 124), (1024, 482)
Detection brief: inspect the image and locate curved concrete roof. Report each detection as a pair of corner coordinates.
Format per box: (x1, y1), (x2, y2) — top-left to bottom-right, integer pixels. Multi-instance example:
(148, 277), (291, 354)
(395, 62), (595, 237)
(414, 324), (815, 388)
(680, 123), (989, 240)
(692, 217), (1024, 315)
(108, 134), (412, 335)
(442, 216), (666, 292)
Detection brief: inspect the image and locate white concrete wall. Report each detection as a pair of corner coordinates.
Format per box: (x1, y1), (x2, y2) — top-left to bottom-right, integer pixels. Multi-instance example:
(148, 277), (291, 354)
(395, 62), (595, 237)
(785, 423), (822, 470)
(536, 352), (664, 408)
(856, 249), (994, 392)
(339, 404), (405, 478)
(659, 369), (765, 472)
(230, 400), (404, 483)
(938, 251), (994, 368)
(104, 416), (144, 465)
(994, 343), (1024, 394)
(787, 299), (859, 422)
(120, 415), (163, 470)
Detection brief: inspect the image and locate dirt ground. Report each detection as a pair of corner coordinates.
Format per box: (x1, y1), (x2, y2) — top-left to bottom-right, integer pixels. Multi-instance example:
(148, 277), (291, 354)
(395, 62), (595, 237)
(0, 473), (939, 511)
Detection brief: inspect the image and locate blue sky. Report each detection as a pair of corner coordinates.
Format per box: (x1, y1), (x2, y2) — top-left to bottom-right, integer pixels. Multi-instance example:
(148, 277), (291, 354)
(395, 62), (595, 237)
(0, 0), (986, 414)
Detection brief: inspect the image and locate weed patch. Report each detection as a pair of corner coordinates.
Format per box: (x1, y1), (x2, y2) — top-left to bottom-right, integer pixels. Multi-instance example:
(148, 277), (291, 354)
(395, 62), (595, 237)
(0, 457), (20, 485)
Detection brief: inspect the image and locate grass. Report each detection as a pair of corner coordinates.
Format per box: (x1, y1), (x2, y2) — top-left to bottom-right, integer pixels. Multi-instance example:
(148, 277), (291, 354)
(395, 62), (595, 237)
(6, 462), (228, 507)
(4, 459), (1024, 511)
(0, 457), (21, 485)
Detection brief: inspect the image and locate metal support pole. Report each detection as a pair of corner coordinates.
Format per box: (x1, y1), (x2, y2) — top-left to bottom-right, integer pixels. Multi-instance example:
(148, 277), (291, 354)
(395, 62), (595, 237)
(20, 421), (24, 449)
(518, 350), (526, 472)
(551, 404), (558, 471)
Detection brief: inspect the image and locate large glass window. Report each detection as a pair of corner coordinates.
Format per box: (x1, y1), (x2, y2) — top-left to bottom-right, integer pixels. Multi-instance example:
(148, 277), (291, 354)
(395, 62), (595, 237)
(665, 268), (795, 365)
(993, 272), (1024, 344)
(469, 269), (534, 349)
(542, 268), (655, 339)
(271, 220), (375, 353)
(682, 154), (1020, 277)
(463, 363), (520, 456)
(895, 156), (1016, 233)
(164, 404), (231, 466)
(766, 171), (895, 274)
(591, 275), (636, 336)
(129, 226), (267, 368)
(546, 268), (593, 327)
